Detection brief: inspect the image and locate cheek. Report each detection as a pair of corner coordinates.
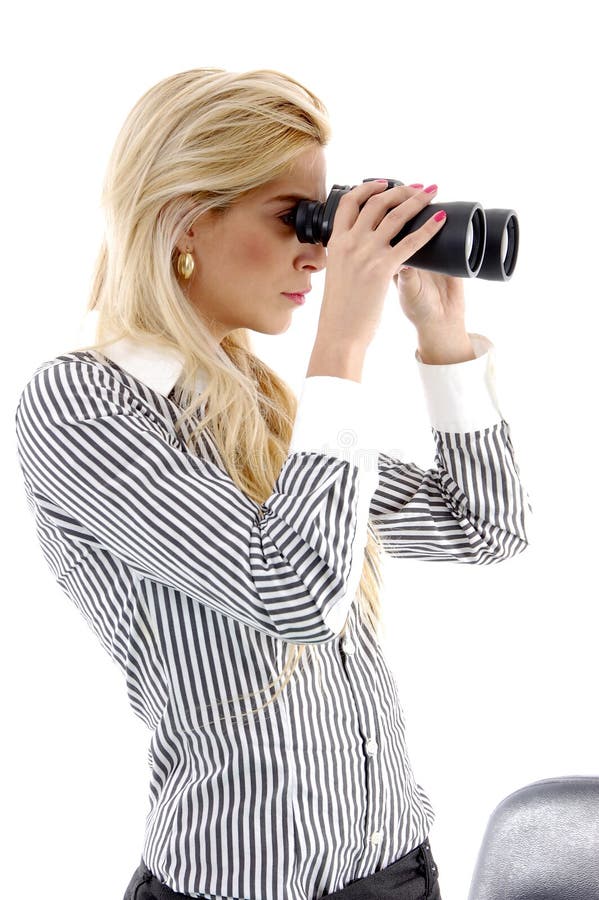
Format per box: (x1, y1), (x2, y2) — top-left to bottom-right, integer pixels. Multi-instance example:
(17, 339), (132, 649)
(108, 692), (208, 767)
(236, 234), (277, 268)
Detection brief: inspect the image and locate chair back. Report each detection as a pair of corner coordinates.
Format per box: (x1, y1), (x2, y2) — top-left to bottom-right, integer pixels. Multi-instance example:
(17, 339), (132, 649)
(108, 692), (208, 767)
(467, 776), (599, 900)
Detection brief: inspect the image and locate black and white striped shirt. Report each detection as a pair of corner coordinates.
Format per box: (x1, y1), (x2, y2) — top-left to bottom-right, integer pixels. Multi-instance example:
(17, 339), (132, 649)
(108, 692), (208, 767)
(14, 310), (530, 900)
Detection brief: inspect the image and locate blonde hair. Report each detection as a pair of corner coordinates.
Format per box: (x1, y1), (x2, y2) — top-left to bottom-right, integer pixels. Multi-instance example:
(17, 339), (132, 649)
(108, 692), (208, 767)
(73, 67), (386, 723)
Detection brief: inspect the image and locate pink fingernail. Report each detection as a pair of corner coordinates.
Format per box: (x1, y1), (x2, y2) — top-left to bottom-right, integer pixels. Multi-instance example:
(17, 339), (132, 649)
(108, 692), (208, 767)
(434, 210), (447, 222)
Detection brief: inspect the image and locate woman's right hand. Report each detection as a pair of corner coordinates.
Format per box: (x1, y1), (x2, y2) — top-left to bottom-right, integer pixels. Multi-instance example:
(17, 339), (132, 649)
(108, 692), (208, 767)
(315, 179), (446, 349)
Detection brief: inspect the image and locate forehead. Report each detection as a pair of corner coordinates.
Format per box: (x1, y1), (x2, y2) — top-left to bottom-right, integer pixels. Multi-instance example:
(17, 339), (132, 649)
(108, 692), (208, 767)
(258, 147), (327, 204)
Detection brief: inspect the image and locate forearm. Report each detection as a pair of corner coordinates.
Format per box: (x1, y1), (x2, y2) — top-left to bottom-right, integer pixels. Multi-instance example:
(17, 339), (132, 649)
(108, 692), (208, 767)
(306, 338), (367, 382)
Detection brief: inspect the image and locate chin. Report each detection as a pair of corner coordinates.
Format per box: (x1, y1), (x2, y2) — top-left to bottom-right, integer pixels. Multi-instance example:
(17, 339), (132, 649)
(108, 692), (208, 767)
(255, 316), (293, 337)
(275, 318), (293, 335)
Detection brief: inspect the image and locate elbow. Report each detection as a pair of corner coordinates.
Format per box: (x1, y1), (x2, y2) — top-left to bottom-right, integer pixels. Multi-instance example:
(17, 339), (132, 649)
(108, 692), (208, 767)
(483, 533), (530, 565)
(275, 592), (351, 646)
(322, 596), (352, 639)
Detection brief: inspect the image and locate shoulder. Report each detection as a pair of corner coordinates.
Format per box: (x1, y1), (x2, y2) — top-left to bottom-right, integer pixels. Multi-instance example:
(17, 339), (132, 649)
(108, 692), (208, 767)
(15, 351), (154, 426)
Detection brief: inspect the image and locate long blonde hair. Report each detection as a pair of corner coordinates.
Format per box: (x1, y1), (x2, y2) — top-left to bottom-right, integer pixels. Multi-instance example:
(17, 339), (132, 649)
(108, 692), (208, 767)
(73, 67), (386, 720)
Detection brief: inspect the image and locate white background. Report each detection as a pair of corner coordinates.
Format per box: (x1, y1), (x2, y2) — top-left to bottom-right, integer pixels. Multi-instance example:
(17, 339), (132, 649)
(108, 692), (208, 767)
(3, 2), (598, 898)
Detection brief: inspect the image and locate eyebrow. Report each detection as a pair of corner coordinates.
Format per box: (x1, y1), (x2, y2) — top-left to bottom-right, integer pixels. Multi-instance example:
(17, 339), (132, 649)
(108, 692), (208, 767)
(265, 193), (326, 205)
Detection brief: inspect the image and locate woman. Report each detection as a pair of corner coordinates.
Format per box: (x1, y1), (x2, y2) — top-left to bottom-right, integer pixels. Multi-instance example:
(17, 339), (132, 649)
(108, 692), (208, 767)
(14, 68), (531, 900)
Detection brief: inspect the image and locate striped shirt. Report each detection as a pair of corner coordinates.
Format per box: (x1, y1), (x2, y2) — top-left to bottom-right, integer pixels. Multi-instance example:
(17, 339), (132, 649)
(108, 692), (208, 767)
(14, 310), (531, 900)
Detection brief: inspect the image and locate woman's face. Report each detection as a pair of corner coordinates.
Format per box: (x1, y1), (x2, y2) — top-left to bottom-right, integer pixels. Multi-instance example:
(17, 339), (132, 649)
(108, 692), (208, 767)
(175, 144), (328, 342)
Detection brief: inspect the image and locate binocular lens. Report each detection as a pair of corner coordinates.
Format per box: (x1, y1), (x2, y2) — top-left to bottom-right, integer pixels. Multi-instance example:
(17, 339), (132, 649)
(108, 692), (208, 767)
(466, 221), (473, 260)
(504, 215), (518, 277)
(469, 208), (486, 275)
(501, 229), (508, 265)
(476, 209), (519, 280)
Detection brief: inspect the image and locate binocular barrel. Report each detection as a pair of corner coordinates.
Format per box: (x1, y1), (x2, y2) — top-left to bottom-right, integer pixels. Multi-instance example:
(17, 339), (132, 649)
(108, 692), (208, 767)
(293, 177), (519, 281)
(389, 200), (519, 280)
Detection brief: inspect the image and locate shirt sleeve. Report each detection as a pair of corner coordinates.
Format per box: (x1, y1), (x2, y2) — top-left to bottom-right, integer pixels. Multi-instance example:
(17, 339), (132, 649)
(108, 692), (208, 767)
(14, 359), (380, 644)
(368, 334), (532, 563)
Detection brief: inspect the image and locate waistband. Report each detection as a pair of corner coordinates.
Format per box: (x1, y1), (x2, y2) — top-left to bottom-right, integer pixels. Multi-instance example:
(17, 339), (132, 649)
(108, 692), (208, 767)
(323, 840), (438, 899)
(128, 839), (439, 899)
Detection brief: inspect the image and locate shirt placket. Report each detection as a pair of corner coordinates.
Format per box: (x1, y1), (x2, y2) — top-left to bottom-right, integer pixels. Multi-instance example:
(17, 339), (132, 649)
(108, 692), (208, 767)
(339, 617), (385, 866)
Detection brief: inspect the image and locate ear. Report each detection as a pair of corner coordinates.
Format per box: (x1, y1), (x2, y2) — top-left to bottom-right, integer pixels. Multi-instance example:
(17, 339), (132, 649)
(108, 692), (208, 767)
(175, 225), (195, 256)
(175, 208), (217, 254)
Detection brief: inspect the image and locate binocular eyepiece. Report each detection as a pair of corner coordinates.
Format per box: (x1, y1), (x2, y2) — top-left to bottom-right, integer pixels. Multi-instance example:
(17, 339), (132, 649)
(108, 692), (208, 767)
(289, 177), (519, 281)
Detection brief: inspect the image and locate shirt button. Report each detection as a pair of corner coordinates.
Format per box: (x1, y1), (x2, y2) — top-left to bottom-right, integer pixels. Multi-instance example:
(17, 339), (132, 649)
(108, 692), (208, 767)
(341, 638), (355, 655)
(370, 829), (383, 846)
(365, 738), (378, 755)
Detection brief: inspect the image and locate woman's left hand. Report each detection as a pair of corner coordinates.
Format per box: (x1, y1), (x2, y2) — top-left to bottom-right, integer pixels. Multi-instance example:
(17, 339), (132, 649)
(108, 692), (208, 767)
(393, 266), (467, 333)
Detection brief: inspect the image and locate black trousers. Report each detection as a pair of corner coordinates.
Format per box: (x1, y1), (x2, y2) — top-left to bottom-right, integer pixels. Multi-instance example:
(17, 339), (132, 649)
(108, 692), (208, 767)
(123, 839), (442, 900)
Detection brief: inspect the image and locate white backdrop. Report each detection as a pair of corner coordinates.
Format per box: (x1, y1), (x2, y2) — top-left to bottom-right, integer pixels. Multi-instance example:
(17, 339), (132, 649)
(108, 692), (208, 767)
(3, 2), (598, 899)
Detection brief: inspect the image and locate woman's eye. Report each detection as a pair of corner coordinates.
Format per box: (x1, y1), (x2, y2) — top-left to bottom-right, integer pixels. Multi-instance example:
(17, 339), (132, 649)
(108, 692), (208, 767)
(279, 212), (296, 227)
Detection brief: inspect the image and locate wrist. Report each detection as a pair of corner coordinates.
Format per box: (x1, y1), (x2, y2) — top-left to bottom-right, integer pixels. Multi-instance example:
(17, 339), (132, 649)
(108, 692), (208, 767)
(307, 337), (368, 382)
(417, 327), (476, 365)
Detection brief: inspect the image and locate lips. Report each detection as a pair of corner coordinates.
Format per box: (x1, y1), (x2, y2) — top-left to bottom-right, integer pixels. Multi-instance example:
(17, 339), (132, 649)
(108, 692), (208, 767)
(283, 288), (311, 295)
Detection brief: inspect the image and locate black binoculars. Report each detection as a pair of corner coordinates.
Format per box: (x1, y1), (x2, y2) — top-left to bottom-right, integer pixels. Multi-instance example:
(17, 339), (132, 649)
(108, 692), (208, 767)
(288, 177), (519, 281)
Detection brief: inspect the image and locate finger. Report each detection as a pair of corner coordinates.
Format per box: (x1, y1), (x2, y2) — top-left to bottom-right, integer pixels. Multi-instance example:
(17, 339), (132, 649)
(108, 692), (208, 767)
(373, 185), (439, 237)
(354, 184), (428, 234)
(389, 206), (447, 270)
(394, 267), (415, 288)
(331, 180), (390, 237)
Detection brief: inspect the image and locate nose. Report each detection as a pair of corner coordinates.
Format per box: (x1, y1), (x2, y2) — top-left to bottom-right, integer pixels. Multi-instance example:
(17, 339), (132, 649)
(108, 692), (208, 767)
(299, 243), (327, 274)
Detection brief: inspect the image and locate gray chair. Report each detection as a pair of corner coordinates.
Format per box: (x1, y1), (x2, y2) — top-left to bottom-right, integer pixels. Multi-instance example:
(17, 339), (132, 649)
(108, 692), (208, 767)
(467, 776), (599, 900)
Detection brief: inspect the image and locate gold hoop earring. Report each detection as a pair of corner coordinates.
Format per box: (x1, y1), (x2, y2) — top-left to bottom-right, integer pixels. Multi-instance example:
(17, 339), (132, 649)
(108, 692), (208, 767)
(177, 249), (195, 279)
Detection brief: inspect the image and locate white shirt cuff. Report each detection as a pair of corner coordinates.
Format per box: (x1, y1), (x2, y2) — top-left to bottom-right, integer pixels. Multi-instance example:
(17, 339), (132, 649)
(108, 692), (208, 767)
(415, 332), (504, 433)
(290, 375), (371, 464)
(290, 375), (379, 635)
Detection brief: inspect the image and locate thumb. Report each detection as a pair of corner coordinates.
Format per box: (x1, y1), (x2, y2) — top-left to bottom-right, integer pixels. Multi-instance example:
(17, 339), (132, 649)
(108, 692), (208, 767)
(394, 266), (413, 287)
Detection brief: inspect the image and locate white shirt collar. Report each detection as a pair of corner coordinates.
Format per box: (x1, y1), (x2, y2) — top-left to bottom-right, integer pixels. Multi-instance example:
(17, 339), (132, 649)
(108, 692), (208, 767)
(74, 309), (206, 398)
